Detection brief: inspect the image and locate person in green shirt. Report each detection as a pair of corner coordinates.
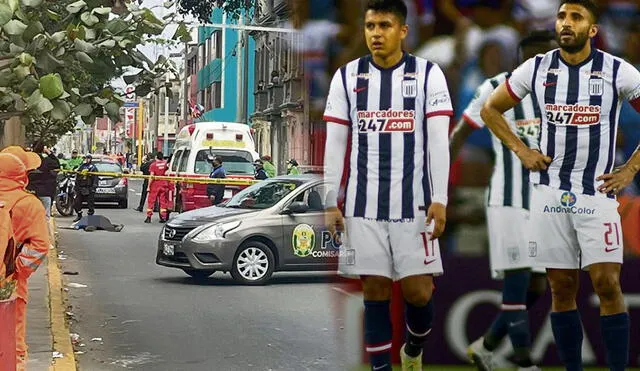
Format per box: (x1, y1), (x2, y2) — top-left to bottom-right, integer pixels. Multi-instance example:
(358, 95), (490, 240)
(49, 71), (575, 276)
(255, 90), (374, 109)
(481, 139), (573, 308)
(261, 155), (276, 178)
(287, 159), (300, 175)
(65, 150), (83, 170)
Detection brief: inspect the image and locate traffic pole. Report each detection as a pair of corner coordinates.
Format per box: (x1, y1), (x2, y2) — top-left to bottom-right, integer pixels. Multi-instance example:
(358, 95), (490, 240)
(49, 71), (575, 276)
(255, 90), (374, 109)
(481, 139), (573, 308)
(137, 100), (144, 168)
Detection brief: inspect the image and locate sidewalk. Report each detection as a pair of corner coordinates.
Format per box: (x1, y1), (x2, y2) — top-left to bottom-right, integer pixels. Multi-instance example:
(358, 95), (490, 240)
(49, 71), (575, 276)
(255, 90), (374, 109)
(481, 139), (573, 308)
(26, 259), (53, 370)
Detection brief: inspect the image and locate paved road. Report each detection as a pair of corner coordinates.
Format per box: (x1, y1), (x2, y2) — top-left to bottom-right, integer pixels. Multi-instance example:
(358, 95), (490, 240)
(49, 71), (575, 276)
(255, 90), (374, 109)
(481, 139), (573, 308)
(56, 179), (352, 370)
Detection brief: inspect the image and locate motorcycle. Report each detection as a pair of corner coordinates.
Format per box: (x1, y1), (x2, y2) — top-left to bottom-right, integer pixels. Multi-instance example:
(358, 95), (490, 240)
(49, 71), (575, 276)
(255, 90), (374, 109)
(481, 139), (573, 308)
(55, 173), (75, 216)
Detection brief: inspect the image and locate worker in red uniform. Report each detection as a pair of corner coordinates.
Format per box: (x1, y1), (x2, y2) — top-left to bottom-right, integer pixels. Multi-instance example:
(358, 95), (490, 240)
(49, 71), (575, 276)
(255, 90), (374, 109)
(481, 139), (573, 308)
(145, 151), (170, 223)
(0, 147), (50, 371)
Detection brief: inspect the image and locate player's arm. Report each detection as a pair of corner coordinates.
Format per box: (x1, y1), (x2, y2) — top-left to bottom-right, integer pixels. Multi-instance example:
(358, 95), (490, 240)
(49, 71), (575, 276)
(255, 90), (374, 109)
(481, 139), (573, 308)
(481, 59), (551, 171)
(597, 62), (640, 194)
(323, 68), (351, 236)
(449, 119), (475, 161)
(425, 64), (454, 240)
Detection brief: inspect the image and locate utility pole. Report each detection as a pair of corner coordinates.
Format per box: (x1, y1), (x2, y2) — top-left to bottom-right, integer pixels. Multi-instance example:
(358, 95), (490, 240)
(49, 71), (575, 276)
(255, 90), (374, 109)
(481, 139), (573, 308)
(163, 72), (170, 156)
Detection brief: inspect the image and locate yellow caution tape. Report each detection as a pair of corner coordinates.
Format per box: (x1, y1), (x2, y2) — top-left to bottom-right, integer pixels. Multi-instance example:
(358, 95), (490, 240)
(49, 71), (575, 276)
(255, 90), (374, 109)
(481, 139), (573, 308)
(59, 169), (260, 186)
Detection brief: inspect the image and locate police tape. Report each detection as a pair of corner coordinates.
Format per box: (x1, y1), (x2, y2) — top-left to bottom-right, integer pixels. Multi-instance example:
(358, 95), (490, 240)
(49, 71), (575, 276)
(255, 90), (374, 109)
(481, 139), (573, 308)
(59, 169), (260, 186)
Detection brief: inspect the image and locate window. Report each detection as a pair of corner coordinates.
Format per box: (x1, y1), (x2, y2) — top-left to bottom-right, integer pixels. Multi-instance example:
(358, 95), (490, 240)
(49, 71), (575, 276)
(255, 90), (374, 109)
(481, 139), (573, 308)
(94, 162), (122, 173)
(171, 150), (183, 171)
(194, 149), (254, 175)
(292, 183), (326, 211)
(225, 180), (302, 210)
(212, 30), (222, 59)
(212, 82), (221, 109)
(178, 149), (190, 172)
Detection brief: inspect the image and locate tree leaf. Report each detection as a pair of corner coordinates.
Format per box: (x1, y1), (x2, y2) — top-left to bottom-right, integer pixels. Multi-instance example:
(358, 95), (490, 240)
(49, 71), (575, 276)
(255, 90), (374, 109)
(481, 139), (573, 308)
(81, 113), (95, 126)
(45, 9), (60, 22)
(0, 4), (14, 27)
(74, 38), (96, 53)
(118, 39), (132, 48)
(97, 39), (115, 48)
(75, 51), (93, 64)
(94, 96), (109, 105)
(7, 0), (18, 12)
(50, 31), (66, 44)
(27, 89), (54, 114)
(163, 1), (174, 8)
(104, 101), (119, 117)
(92, 6), (111, 15)
(18, 52), (33, 65)
(122, 74), (139, 85)
(19, 75), (38, 96)
(106, 19), (129, 35)
(22, 21), (44, 42)
(9, 43), (24, 55)
(50, 100), (71, 120)
(74, 102), (92, 116)
(12, 65), (30, 79)
(40, 73), (64, 99)
(0, 70), (14, 85)
(172, 23), (191, 43)
(3, 20), (27, 36)
(80, 12), (99, 27)
(21, 0), (43, 7)
(66, 0), (86, 14)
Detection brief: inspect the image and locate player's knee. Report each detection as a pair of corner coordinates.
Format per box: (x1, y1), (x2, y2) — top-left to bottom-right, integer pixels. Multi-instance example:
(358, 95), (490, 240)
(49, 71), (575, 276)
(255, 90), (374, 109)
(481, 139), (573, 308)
(548, 274), (578, 301)
(403, 288), (432, 307)
(592, 273), (622, 303)
(362, 276), (392, 301)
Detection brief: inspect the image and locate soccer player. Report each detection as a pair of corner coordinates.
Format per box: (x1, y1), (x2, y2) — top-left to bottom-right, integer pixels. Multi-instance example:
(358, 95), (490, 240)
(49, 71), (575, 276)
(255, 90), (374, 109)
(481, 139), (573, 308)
(481, 1), (640, 370)
(323, 0), (452, 370)
(450, 30), (558, 371)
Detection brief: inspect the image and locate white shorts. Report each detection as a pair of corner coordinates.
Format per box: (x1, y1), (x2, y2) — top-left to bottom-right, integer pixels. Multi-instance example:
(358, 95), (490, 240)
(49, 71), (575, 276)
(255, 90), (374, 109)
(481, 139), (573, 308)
(486, 206), (545, 279)
(529, 184), (623, 270)
(338, 216), (444, 281)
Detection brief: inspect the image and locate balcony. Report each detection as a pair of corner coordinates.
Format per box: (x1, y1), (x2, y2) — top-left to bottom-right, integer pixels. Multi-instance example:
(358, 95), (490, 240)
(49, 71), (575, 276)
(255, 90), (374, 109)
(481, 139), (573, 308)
(256, 0), (275, 24)
(280, 74), (303, 110)
(254, 89), (268, 113)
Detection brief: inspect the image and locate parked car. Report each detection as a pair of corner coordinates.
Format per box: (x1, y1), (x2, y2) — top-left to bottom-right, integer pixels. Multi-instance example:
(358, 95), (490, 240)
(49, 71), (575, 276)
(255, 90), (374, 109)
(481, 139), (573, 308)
(93, 159), (128, 208)
(156, 174), (343, 284)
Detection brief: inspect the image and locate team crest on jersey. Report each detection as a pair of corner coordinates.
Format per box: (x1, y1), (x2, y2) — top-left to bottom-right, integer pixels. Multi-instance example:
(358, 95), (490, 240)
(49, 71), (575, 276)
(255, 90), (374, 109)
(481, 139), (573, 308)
(402, 80), (417, 98)
(354, 73), (371, 80)
(589, 79), (604, 96)
(546, 68), (562, 75)
(403, 72), (418, 79)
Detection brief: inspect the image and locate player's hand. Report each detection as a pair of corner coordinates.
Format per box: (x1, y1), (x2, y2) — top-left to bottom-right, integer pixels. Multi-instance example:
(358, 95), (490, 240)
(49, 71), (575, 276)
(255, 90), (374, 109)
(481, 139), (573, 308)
(596, 165), (636, 195)
(325, 206), (345, 238)
(516, 147), (552, 171)
(426, 202), (446, 240)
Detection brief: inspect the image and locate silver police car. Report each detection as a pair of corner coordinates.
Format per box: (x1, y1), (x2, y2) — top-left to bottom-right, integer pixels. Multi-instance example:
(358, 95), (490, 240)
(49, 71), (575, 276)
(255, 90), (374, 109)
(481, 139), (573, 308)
(156, 174), (343, 285)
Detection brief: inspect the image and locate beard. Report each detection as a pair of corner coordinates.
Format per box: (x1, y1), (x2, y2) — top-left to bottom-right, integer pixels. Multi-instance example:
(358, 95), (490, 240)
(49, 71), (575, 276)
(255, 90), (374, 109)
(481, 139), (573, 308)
(556, 31), (589, 54)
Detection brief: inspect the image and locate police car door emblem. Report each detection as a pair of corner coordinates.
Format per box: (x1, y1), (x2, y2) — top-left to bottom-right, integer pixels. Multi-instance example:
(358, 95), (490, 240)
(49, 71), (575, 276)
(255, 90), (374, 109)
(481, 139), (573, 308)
(402, 80), (417, 98)
(589, 79), (603, 96)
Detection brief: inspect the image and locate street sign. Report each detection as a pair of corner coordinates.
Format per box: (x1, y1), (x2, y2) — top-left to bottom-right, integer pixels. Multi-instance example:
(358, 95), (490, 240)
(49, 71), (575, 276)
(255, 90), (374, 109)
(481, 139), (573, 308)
(123, 102), (139, 108)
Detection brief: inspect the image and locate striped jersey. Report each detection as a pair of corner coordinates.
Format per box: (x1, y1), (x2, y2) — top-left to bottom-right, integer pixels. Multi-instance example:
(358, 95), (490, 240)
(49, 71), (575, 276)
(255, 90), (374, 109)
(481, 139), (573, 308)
(507, 48), (640, 198)
(463, 72), (541, 210)
(323, 53), (453, 221)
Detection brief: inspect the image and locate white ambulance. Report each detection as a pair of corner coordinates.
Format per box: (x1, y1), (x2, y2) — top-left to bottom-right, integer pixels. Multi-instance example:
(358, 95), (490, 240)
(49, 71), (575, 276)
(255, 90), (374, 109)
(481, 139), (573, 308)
(169, 122), (259, 211)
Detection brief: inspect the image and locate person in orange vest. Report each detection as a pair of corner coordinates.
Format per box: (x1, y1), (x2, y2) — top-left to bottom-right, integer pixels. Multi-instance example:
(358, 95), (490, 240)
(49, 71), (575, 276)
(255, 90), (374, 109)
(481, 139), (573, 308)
(0, 147), (50, 371)
(145, 151), (170, 223)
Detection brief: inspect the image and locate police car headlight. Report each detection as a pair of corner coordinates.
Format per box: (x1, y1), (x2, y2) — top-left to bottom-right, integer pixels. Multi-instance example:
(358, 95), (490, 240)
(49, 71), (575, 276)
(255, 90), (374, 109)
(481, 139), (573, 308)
(191, 221), (241, 242)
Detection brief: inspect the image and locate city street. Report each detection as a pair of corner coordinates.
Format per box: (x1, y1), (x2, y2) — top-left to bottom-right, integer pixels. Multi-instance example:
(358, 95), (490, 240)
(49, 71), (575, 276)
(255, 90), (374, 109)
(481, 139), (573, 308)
(55, 179), (350, 370)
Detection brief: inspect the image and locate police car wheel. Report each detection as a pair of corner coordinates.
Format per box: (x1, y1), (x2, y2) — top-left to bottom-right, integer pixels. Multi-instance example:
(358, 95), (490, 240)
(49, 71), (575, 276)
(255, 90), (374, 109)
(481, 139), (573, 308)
(183, 269), (215, 279)
(231, 241), (275, 285)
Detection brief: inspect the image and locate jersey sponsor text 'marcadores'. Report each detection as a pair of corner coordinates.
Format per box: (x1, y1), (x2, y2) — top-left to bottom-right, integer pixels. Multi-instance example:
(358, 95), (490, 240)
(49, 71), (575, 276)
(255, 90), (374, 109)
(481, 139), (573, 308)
(464, 72), (541, 210)
(323, 53), (453, 220)
(506, 49), (640, 198)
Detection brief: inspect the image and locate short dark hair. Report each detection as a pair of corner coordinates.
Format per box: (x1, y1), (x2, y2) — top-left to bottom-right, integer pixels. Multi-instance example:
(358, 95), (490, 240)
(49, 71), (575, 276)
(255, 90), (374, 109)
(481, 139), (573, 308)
(365, 0), (408, 24)
(32, 140), (45, 154)
(156, 151), (164, 160)
(559, 0), (599, 22)
(519, 30), (556, 50)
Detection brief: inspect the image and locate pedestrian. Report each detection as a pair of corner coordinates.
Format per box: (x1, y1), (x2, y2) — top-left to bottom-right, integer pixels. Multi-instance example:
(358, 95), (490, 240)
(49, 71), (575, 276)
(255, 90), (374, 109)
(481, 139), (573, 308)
(287, 159), (300, 175)
(261, 155), (276, 177)
(481, 1), (640, 369)
(0, 149), (50, 371)
(253, 159), (268, 180)
(73, 154), (98, 222)
(323, 1), (453, 369)
(65, 149), (83, 170)
(451, 30), (558, 370)
(206, 155), (226, 205)
(145, 151), (170, 223)
(134, 153), (154, 212)
(25, 141), (60, 247)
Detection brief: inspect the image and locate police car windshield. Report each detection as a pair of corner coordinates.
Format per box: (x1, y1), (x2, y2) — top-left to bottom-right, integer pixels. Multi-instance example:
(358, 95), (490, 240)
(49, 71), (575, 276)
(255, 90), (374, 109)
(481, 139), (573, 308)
(94, 162), (121, 173)
(194, 149), (254, 175)
(225, 180), (302, 209)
